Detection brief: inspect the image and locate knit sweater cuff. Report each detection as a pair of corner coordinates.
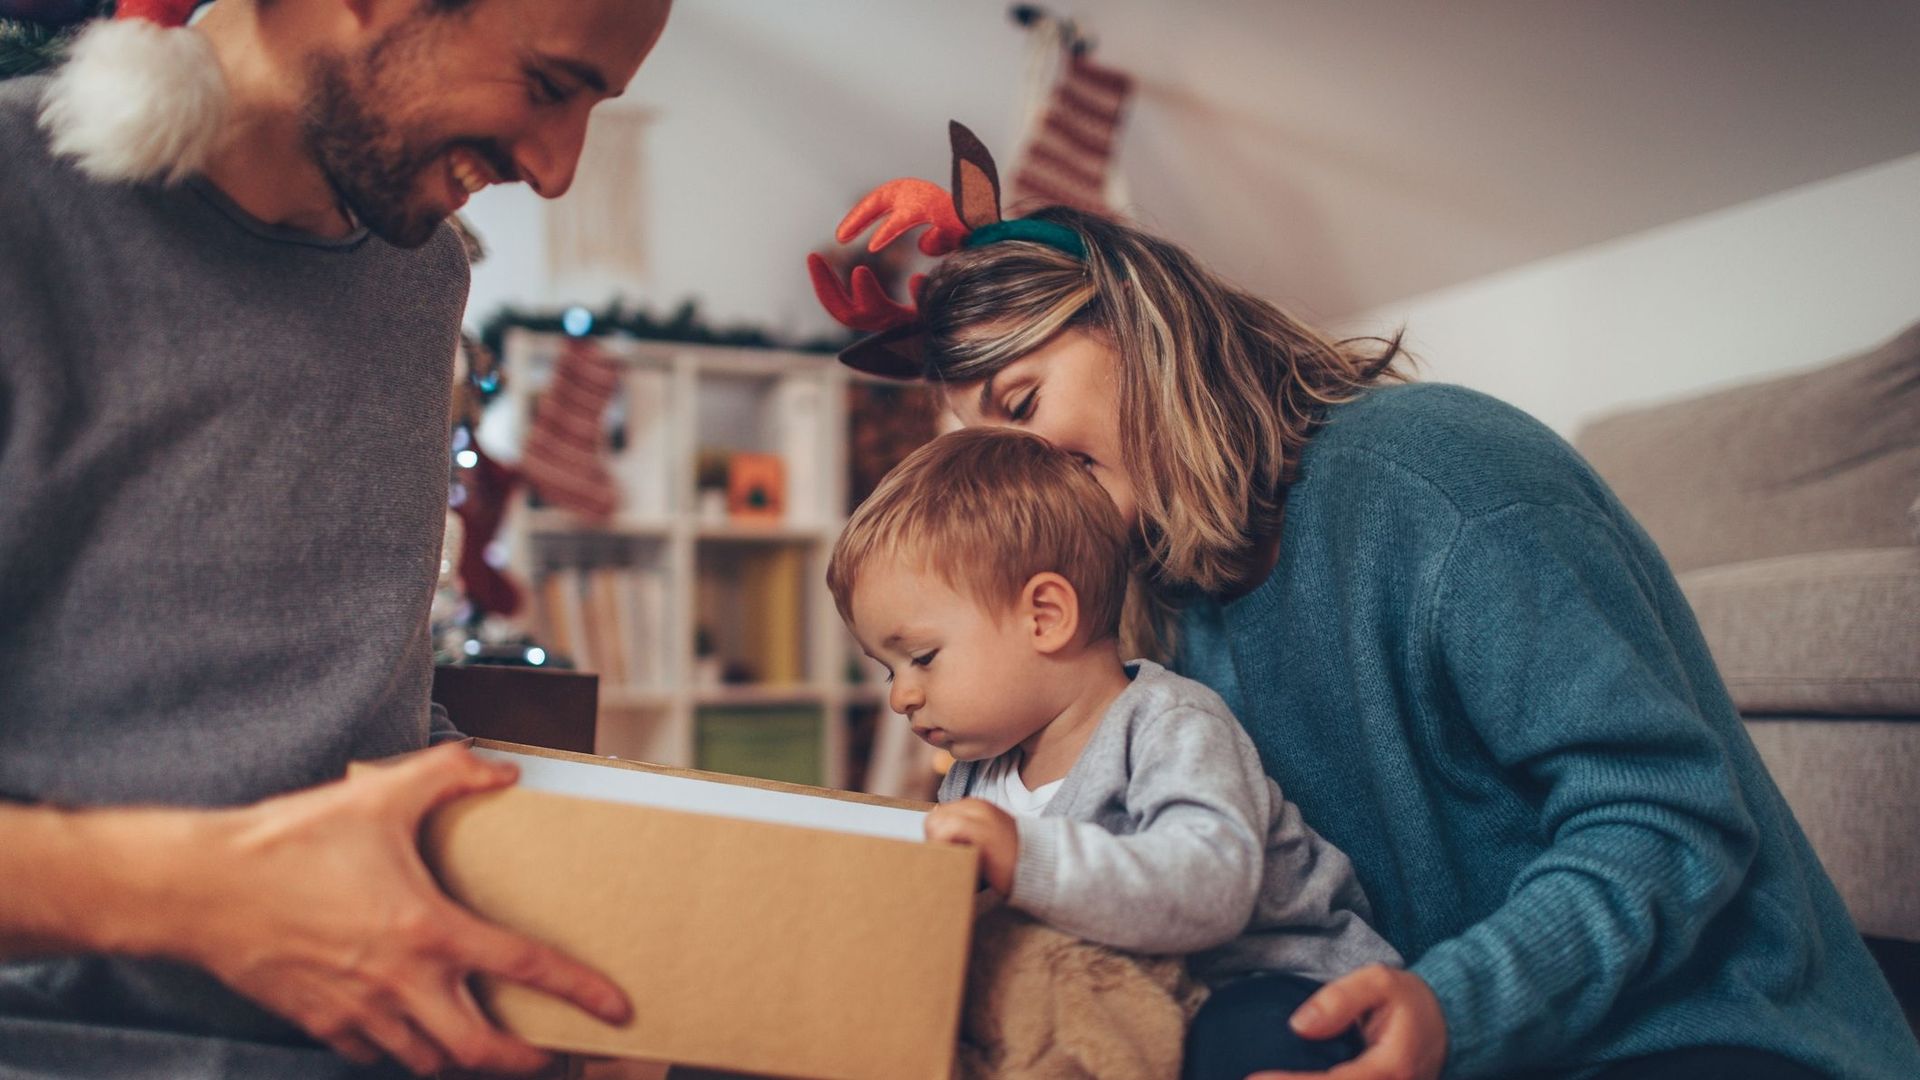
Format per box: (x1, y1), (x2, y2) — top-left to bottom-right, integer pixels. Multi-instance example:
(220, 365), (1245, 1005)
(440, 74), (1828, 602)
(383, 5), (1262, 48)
(1008, 816), (1063, 917)
(1410, 946), (1494, 1079)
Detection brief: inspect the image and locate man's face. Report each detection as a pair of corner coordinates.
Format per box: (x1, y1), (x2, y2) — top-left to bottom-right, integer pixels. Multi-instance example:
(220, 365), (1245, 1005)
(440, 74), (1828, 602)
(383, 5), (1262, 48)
(303, 0), (669, 247)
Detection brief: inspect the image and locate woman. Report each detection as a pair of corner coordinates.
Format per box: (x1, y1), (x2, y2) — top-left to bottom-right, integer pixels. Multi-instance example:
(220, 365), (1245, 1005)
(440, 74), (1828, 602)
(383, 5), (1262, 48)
(845, 202), (1920, 1079)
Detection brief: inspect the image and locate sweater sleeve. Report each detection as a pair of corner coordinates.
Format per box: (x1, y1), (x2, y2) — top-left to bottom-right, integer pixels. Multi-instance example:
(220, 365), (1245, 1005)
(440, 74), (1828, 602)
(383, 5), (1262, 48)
(1411, 501), (1759, 1078)
(427, 701), (465, 744)
(1007, 707), (1269, 954)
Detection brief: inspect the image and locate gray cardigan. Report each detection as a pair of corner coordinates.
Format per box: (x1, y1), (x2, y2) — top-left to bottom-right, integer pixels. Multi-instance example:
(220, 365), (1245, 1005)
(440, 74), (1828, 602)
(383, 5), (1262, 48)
(940, 660), (1401, 984)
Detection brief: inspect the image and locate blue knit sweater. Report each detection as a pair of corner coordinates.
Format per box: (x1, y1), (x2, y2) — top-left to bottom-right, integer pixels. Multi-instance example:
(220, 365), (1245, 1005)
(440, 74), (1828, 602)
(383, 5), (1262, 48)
(1174, 384), (1920, 1079)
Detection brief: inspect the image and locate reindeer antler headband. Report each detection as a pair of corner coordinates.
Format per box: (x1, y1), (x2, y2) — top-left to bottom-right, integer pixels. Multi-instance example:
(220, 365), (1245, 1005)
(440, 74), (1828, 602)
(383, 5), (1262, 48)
(807, 121), (1087, 380)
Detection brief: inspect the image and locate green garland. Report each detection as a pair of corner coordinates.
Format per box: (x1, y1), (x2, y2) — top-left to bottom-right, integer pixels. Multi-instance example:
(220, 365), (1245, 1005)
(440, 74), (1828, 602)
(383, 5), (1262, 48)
(477, 300), (851, 365)
(0, 2), (112, 80)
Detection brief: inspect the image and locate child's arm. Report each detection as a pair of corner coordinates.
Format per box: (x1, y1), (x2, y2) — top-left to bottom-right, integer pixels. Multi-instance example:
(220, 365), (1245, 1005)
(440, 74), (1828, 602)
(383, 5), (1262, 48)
(931, 706), (1273, 955)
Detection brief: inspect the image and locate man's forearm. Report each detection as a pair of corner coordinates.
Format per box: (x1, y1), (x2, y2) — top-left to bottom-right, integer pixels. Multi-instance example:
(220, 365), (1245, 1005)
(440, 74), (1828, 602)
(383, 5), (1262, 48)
(0, 802), (210, 961)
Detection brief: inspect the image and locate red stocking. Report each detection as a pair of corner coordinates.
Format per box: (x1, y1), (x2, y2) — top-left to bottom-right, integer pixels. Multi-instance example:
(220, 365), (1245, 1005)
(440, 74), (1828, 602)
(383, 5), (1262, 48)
(453, 443), (523, 617)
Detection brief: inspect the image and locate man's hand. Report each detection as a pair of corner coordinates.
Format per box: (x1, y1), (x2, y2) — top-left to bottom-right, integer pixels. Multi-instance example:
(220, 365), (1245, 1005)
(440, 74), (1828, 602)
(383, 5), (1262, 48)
(923, 798), (1019, 895)
(164, 744), (631, 1076)
(1251, 964), (1447, 1080)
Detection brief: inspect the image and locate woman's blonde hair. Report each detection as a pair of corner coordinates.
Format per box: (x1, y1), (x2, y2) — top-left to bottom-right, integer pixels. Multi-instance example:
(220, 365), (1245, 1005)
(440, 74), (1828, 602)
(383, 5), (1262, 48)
(916, 206), (1405, 658)
(827, 427), (1130, 645)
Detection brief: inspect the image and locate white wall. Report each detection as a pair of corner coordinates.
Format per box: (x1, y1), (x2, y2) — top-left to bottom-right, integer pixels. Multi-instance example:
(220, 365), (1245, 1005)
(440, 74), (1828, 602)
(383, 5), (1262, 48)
(1338, 152), (1920, 436)
(460, 4), (1026, 341)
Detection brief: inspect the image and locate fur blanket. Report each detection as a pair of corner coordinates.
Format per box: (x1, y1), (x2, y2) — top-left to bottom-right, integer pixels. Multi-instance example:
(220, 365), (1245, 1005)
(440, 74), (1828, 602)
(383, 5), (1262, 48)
(954, 899), (1209, 1080)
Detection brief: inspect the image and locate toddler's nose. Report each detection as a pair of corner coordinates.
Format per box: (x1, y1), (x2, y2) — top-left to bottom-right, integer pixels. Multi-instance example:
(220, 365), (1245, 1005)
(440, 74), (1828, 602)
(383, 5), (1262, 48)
(890, 683), (923, 718)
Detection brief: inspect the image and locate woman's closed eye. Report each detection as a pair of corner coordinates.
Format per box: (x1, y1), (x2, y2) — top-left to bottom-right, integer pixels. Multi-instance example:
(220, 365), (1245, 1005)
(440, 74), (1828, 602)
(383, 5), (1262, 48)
(1007, 389), (1037, 423)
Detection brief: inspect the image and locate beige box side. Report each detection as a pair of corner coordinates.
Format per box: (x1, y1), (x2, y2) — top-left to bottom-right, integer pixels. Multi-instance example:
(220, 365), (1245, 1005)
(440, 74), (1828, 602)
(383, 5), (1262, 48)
(424, 743), (977, 1080)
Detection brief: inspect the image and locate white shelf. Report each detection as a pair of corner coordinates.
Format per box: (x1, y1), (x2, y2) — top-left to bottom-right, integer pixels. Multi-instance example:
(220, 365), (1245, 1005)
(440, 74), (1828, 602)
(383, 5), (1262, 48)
(600, 687), (675, 710)
(524, 509), (674, 538)
(694, 683), (833, 707)
(496, 329), (865, 788)
(694, 522), (832, 543)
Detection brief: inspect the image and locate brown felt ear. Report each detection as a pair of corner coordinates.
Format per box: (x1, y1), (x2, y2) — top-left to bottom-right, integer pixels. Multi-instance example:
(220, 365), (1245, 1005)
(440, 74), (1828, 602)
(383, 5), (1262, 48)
(949, 121), (1004, 230)
(839, 324), (928, 381)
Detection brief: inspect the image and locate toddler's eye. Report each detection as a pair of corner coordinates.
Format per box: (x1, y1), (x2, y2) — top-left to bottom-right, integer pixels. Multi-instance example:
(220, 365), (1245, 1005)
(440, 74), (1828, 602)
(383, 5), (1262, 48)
(911, 650), (939, 668)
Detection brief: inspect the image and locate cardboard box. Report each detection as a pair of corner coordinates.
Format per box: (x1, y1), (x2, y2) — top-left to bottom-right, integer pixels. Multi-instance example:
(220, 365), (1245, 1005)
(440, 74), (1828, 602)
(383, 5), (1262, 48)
(421, 740), (977, 1080)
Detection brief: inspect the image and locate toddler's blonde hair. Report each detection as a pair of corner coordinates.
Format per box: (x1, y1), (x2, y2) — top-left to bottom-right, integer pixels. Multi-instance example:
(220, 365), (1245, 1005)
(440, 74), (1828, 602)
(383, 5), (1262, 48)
(828, 427), (1130, 643)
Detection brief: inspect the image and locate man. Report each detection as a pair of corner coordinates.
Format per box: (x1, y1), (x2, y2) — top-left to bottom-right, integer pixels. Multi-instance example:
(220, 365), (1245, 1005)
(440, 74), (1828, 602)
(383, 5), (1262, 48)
(0, 0), (670, 1075)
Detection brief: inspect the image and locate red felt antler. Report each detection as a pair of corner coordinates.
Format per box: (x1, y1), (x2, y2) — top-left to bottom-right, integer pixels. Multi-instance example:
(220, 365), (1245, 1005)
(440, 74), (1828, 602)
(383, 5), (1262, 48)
(807, 256), (933, 334)
(810, 178), (966, 334)
(836, 178), (967, 255)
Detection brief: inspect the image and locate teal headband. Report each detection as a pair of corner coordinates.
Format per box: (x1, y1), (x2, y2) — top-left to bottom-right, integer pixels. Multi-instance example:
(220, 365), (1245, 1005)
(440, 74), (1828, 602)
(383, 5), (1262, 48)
(963, 218), (1088, 261)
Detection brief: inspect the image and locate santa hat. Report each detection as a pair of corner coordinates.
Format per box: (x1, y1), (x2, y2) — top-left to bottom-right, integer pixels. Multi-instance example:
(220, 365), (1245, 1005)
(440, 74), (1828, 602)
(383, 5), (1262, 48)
(38, 0), (228, 185)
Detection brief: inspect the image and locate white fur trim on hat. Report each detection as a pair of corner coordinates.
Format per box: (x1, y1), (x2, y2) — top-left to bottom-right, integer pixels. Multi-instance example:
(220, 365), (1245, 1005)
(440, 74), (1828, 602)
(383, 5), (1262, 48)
(38, 17), (229, 185)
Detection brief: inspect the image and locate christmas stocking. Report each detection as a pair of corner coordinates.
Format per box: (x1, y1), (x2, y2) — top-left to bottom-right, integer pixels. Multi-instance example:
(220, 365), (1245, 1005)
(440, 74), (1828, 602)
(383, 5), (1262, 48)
(451, 443), (523, 617)
(519, 337), (621, 519)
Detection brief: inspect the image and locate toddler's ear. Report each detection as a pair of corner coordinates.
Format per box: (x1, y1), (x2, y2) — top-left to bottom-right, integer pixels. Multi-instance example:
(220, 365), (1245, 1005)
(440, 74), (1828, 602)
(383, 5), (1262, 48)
(1021, 572), (1082, 655)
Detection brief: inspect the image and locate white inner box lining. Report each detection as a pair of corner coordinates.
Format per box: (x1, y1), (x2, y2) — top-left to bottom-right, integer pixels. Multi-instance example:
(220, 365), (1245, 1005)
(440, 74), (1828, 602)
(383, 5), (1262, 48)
(477, 748), (928, 843)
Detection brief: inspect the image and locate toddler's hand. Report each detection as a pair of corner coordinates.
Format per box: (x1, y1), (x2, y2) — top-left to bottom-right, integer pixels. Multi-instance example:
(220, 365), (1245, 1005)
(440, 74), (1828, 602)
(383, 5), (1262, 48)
(923, 799), (1018, 895)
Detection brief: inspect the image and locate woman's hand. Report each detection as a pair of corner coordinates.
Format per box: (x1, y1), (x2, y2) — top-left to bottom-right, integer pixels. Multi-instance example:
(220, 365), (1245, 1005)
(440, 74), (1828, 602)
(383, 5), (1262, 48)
(923, 798), (1019, 895)
(1251, 964), (1447, 1080)
(156, 744), (631, 1076)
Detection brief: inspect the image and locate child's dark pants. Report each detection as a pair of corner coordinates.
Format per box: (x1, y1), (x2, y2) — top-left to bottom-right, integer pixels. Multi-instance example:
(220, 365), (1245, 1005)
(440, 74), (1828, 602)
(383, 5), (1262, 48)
(1182, 971), (1361, 1080)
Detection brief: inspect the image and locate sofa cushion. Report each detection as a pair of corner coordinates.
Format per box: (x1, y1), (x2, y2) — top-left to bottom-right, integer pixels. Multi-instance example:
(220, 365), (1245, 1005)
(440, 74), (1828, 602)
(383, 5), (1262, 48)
(1743, 718), (1920, 941)
(1576, 322), (1920, 573)
(1680, 548), (1920, 716)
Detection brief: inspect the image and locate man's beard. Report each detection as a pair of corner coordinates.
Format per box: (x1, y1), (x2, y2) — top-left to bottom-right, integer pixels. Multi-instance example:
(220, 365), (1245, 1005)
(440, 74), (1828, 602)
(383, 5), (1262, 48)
(301, 48), (450, 249)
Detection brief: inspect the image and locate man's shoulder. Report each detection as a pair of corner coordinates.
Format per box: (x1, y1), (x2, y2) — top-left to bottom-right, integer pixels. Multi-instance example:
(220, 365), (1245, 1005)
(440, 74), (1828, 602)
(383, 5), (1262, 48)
(0, 77), (70, 258)
(415, 219), (473, 294)
(0, 76), (57, 176)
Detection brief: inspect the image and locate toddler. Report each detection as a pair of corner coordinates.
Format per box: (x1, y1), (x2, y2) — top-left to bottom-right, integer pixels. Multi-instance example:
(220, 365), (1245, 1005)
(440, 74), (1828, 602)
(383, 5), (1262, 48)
(827, 427), (1402, 1078)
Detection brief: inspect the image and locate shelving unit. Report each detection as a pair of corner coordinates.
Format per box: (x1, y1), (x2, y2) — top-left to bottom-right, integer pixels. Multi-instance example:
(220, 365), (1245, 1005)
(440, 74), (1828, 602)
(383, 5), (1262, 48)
(489, 328), (919, 791)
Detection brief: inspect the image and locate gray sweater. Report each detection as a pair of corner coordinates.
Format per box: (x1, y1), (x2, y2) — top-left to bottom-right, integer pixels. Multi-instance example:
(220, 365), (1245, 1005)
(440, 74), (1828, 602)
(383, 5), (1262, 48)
(940, 660), (1402, 984)
(0, 76), (463, 1078)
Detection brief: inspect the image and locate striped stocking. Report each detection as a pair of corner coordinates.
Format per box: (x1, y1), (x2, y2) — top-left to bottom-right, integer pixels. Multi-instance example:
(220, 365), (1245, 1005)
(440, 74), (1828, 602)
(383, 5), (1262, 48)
(1008, 48), (1134, 215)
(519, 338), (621, 520)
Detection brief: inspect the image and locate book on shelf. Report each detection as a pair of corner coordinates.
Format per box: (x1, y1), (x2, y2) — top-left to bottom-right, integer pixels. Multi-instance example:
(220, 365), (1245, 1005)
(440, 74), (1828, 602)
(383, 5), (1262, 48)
(609, 365), (672, 520)
(536, 569), (592, 672)
(583, 568), (628, 686)
(619, 567), (668, 688)
(534, 565), (672, 688)
(741, 545), (805, 685)
(770, 375), (822, 523)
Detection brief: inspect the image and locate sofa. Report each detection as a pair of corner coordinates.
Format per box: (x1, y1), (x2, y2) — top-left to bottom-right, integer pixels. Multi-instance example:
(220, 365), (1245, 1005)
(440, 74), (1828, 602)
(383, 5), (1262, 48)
(1573, 322), (1920, 1017)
